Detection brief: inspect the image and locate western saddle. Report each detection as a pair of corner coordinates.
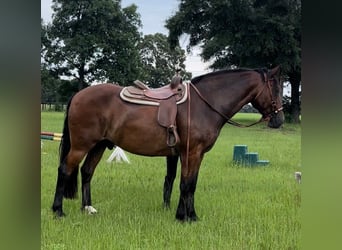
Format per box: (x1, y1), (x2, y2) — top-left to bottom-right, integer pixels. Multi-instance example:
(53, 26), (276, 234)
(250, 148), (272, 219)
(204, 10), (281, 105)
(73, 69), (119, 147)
(120, 75), (187, 150)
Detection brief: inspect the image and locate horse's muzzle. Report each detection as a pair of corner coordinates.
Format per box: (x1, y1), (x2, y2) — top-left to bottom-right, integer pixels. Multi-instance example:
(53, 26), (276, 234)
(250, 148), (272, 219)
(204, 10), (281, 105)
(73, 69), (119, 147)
(268, 111), (285, 128)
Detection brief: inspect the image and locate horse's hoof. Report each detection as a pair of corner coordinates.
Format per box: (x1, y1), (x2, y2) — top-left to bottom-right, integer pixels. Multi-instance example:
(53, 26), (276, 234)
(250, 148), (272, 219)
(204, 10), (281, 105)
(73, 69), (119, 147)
(175, 213), (186, 221)
(176, 213), (198, 222)
(84, 205), (97, 214)
(188, 214), (198, 222)
(53, 210), (66, 218)
(163, 202), (171, 210)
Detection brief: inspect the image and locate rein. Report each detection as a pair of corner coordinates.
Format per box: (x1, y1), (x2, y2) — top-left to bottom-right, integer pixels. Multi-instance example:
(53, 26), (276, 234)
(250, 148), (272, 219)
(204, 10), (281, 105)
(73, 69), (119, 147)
(185, 82), (191, 169)
(189, 82), (265, 127)
(188, 76), (283, 128)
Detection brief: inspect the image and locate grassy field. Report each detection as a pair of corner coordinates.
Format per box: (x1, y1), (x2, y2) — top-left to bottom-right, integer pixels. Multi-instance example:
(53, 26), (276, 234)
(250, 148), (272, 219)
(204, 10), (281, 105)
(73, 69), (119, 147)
(41, 111), (301, 250)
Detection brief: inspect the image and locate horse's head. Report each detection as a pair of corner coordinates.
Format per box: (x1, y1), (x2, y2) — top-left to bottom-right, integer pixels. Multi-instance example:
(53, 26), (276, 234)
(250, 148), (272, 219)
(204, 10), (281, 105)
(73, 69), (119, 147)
(251, 66), (285, 128)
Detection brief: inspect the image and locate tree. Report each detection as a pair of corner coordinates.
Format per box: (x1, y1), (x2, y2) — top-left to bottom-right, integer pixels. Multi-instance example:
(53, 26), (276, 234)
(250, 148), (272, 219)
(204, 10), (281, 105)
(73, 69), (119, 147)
(41, 0), (143, 90)
(41, 66), (61, 104)
(41, 18), (63, 104)
(166, 0), (301, 123)
(138, 33), (191, 88)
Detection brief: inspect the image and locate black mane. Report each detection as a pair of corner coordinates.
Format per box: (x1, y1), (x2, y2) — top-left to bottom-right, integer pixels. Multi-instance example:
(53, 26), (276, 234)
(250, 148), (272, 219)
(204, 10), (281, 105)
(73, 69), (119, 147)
(191, 67), (268, 84)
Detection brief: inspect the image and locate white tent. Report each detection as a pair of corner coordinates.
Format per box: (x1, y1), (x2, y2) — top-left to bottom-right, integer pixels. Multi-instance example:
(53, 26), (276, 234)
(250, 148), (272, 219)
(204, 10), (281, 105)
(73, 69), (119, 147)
(106, 147), (130, 164)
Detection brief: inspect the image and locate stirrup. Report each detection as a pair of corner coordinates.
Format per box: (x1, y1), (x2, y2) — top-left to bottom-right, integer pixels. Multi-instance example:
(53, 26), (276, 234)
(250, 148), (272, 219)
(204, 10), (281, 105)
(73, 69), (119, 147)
(166, 125), (180, 147)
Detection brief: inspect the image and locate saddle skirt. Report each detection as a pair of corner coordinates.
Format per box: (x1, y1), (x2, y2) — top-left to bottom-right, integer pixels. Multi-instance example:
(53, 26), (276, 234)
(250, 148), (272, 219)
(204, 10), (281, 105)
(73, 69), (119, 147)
(120, 82), (188, 106)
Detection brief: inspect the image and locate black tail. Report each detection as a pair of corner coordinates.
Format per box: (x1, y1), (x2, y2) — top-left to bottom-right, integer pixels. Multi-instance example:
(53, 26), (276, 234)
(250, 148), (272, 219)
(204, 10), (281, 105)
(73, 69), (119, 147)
(59, 95), (79, 199)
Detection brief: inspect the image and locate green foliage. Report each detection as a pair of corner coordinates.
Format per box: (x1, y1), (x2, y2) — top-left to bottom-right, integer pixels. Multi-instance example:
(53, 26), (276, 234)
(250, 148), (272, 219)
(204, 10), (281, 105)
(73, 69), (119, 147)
(139, 33), (191, 87)
(42, 0), (143, 88)
(166, 0), (301, 122)
(41, 112), (300, 249)
(41, 66), (60, 103)
(41, 65), (79, 105)
(167, 0), (301, 73)
(41, 1), (193, 101)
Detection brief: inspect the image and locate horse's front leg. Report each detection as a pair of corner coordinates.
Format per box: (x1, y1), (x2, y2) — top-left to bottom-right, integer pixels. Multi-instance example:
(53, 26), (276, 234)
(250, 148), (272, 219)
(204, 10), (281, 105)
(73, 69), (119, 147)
(175, 152), (203, 222)
(163, 155), (179, 208)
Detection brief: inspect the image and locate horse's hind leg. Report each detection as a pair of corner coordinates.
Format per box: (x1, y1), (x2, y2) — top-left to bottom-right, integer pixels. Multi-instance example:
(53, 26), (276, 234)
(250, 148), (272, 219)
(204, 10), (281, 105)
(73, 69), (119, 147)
(52, 150), (86, 217)
(163, 155), (179, 208)
(81, 141), (108, 214)
(52, 163), (68, 217)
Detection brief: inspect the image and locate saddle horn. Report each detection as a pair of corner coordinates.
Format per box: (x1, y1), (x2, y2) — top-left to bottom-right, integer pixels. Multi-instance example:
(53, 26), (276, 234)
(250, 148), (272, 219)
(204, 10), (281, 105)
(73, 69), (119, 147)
(170, 69), (182, 89)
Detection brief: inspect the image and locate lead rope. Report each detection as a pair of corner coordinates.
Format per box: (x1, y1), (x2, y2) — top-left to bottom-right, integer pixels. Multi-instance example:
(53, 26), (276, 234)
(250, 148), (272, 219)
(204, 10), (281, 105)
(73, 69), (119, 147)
(186, 82), (191, 169)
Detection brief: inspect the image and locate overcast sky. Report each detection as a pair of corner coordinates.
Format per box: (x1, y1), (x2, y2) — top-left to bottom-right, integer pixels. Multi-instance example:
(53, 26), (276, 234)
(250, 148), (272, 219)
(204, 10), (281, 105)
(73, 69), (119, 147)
(40, 0), (210, 77)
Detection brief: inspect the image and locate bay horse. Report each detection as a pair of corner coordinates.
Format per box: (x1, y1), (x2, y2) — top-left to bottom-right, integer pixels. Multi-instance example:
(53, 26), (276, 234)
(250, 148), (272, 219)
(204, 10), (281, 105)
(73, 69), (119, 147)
(52, 66), (284, 221)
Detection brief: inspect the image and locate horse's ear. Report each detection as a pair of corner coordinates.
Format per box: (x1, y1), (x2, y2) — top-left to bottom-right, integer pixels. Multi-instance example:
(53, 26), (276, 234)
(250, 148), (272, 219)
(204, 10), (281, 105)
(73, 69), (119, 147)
(269, 65), (281, 77)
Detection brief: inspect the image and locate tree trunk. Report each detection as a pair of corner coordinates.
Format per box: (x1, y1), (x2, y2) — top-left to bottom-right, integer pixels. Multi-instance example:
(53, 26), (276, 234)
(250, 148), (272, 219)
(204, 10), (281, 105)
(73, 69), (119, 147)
(78, 64), (86, 91)
(289, 72), (301, 123)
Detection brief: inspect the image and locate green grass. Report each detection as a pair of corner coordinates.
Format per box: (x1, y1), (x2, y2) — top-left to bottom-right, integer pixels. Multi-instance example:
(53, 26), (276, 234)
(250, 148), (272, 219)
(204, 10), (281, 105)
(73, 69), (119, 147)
(41, 112), (301, 249)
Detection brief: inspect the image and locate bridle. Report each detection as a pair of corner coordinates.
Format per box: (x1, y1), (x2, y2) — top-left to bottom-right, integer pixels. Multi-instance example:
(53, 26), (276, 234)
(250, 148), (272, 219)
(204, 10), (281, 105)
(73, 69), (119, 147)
(188, 75), (283, 128)
(183, 73), (283, 169)
(254, 75), (284, 120)
(185, 73), (283, 168)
